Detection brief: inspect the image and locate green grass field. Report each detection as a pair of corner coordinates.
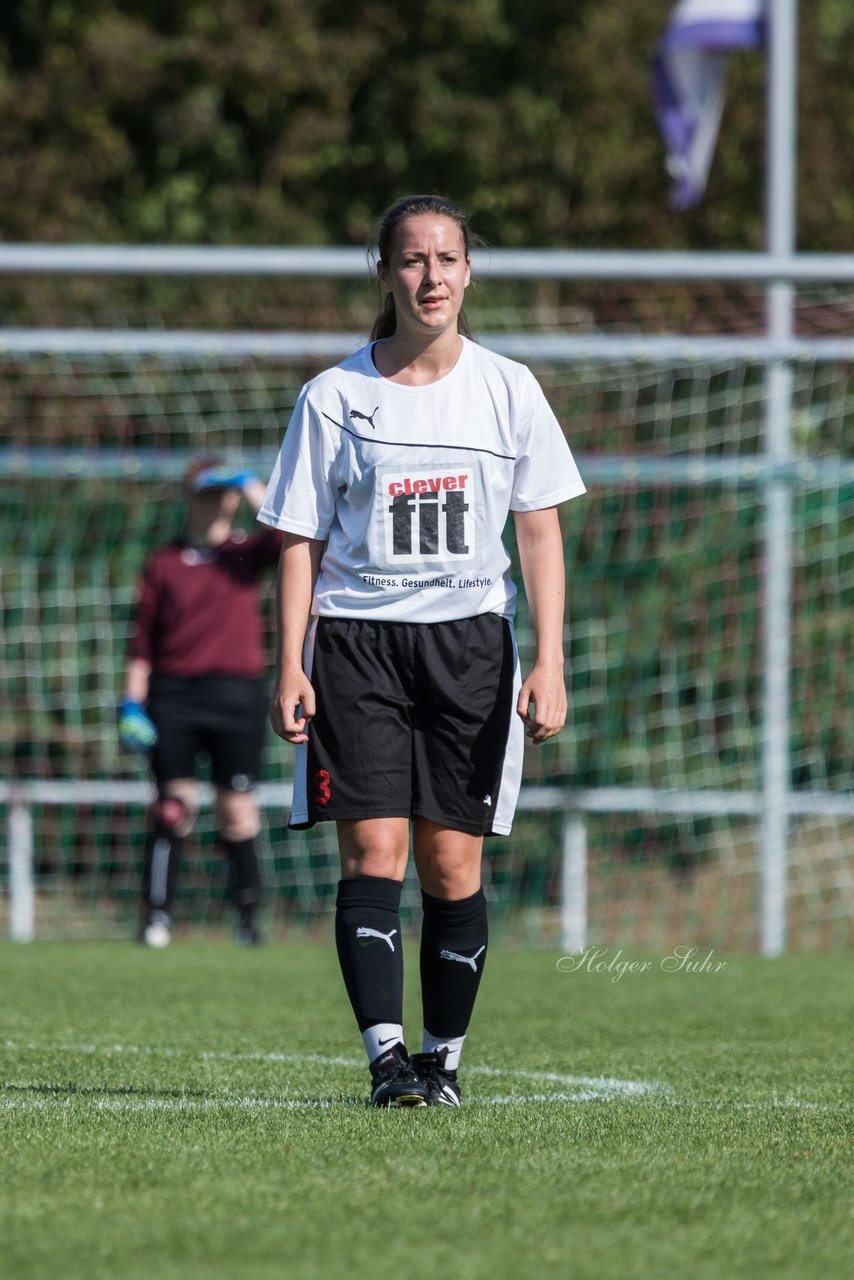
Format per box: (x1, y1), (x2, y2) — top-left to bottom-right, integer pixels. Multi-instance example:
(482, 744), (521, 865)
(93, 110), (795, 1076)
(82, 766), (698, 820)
(1, 940), (851, 1280)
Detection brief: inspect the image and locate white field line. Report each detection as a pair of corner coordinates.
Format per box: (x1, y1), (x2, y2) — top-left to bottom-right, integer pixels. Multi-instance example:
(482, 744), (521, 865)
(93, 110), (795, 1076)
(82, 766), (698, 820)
(1, 1040), (845, 1113)
(1, 1039), (662, 1098)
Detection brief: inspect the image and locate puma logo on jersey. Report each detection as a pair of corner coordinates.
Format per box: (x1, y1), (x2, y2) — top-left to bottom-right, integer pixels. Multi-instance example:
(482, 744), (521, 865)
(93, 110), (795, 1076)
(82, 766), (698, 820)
(356, 926), (398, 951)
(440, 945), (486, 972)
(350, 406), (379, 428)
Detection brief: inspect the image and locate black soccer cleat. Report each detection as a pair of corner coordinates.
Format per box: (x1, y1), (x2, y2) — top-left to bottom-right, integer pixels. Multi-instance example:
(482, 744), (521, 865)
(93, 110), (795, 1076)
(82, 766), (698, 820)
(368, 1044), (430, 1108)
(411, 1047), (461, 1108)
(235, 909), (261, 946)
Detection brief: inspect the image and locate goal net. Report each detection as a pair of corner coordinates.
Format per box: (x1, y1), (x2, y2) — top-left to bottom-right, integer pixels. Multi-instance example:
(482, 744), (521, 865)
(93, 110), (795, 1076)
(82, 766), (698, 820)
(2, 291), (853, 949)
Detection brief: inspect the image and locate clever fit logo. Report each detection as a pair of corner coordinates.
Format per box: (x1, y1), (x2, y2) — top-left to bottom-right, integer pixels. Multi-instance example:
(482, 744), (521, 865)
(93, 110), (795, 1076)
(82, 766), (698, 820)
(382, 468), (475, 562)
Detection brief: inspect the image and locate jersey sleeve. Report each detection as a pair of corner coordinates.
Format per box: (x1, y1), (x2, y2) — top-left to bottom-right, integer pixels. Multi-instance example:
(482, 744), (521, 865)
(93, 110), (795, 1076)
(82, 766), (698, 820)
(257, 386), (339, 538)
(126, 557), (159, 663)
(510, 371), (586, 512)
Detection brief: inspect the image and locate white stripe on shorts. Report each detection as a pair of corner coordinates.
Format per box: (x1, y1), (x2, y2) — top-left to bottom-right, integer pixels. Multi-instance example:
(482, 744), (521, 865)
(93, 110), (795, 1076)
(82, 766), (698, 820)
(288, 616), (318, 829)
(490, 619), (524, 836)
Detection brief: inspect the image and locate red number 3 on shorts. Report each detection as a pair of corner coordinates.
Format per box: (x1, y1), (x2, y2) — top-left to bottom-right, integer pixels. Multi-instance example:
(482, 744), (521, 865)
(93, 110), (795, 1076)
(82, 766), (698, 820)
(314, 769), (332, 805)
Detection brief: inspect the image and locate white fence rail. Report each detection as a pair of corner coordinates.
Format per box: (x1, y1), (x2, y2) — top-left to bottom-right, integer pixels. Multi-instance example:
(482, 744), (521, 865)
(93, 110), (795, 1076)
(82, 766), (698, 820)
(5, 780), (854, 947)
(2, 244), (854, 281)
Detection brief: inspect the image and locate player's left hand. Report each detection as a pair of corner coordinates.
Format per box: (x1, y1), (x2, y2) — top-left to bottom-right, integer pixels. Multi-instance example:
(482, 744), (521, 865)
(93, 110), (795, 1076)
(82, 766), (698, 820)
(192, 465), (256, 493)
(517, 663), (567, 745)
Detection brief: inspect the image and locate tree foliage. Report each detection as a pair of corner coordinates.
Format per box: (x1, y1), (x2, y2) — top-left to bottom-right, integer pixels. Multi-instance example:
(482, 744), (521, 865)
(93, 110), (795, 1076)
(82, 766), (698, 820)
(0, 1), (850, 249)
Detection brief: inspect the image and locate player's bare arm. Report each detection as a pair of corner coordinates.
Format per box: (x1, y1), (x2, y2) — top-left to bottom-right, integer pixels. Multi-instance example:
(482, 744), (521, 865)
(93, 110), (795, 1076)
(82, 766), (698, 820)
(241, 475), (270, 513)
(270, 533), (325, 743)
(513, 506), (567, 744)
(123, 656), (152, 704)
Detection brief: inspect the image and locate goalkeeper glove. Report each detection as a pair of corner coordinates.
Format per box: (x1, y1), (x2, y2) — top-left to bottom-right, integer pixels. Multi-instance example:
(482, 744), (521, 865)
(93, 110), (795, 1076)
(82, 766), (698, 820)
(191, 465), (256, 493)
(119, 699), (158, 754)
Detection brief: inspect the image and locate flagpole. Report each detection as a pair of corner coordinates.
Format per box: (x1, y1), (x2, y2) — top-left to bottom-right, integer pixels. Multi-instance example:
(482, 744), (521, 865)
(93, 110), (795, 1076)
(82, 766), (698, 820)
(760, 0), (798, 957)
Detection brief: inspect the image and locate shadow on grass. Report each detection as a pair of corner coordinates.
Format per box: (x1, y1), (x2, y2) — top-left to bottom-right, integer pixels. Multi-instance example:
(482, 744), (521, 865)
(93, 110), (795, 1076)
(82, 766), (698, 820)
(2, 1081), (370, 1109)
(3, 1082), (215, 1100)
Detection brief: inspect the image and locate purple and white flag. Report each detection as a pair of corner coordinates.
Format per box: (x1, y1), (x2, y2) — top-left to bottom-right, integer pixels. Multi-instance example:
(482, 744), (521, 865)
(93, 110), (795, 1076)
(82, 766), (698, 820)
(652, 0), (766, 210)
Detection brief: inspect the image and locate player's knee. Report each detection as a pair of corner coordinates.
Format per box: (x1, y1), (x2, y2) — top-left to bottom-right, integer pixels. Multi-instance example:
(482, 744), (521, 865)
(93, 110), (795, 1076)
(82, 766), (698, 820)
(337, 818), (409, 880)
(155, 793), (193, 836)
(219, 816), (260, 842)
(415, 835), (482, 899)
(340, 842), (408, 881)
(421, 861), (480, 900)
(216, 794), (259, 842)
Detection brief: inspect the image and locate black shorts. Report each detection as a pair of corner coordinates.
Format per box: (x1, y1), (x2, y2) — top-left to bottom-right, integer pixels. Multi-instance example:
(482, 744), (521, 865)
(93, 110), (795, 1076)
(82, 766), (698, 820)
(290, 615), (524, 836)
(147, 675), (268, 793)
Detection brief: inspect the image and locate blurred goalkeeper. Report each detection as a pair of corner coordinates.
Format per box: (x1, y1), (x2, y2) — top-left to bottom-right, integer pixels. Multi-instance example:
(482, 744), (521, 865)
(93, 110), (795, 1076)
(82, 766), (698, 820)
(120, 458), (281, 947)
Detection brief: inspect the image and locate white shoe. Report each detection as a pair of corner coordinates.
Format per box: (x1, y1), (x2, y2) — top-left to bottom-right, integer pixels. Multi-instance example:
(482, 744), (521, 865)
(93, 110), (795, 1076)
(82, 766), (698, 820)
(141, 911), (172, 948)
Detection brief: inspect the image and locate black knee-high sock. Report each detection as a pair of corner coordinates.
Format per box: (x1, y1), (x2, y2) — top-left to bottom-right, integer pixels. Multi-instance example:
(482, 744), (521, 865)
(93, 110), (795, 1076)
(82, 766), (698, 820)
(222, 837), (262, 914)
(420, 888), (488, 1066)
(335, 877), (404, 1060)
(142, 824), (184, 915)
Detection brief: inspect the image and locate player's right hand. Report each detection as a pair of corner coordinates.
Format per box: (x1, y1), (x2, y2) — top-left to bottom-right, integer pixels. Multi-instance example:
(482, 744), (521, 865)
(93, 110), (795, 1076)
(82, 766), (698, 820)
(118, 699), (158, 754)
(270, 674), (316, 744)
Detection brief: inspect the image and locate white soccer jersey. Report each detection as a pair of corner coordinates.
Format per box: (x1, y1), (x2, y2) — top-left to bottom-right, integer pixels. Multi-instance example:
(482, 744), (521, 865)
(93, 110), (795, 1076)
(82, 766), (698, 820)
(258, 336), (585, 623)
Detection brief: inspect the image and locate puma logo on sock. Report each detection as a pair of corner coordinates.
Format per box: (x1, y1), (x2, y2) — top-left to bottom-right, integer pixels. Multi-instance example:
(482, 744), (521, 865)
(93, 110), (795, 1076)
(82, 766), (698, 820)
(356, 926), (398, 951)
(439, 945), (486, 972)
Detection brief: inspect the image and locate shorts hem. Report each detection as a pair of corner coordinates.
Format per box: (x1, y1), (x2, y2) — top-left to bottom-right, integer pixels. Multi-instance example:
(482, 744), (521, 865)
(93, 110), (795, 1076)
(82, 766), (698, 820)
(288, 814), (314, 831)
(288, 806), (512, 836)
(289, 806), (411, 830)
(412, 806), (500, 838)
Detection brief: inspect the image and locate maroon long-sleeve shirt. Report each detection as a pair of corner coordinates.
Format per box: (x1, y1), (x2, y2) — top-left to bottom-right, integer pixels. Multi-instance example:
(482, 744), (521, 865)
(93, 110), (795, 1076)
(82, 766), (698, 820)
(127, 529), (282, 678)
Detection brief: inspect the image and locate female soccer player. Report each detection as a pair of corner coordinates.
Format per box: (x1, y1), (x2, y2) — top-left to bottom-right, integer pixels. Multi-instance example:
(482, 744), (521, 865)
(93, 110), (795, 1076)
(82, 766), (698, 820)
(259, 194), (585, 1106)
(120, 459), (281, 948)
